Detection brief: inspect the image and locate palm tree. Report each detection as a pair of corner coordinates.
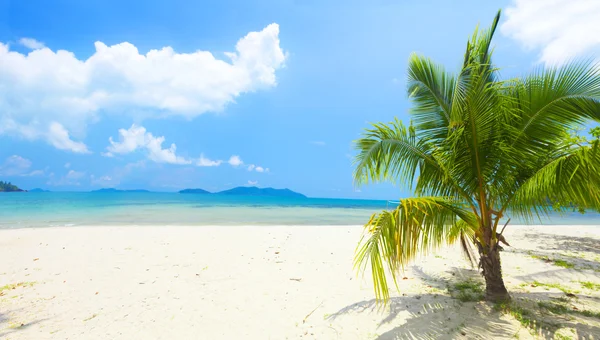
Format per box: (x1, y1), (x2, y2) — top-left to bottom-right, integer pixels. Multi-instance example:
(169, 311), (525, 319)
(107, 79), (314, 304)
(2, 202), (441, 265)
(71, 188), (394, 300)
(353, 10), (600, 303)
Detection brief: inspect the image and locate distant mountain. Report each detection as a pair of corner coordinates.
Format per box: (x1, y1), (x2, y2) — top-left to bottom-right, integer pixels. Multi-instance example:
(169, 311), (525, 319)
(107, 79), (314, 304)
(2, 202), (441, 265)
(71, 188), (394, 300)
(0, 181), (25, 192)
(179, 188), (211, 194)
(91, 188), (150, 193)
(29, 188), (50, 192)
(216, 186), (306, 198)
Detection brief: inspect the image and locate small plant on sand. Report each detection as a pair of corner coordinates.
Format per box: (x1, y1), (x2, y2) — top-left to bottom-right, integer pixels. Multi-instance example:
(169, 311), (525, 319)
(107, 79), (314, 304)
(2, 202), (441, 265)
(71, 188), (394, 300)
(578, 281), (600, 291)
(537, 301), (569, 315)
(554, 333), (574, 340)
(553, 259), (575, 269)
(0, 281), (36, 296)
(450, 280), (484, 302)
(579, 309), (600, 319)
(531, 281), (579, 295)
(494, 301), (560, 334)
(537, 299), (600, 320)
(352, 9), (600, 305)
(529, 255), (575, 269)
(494, 302), (536, 329)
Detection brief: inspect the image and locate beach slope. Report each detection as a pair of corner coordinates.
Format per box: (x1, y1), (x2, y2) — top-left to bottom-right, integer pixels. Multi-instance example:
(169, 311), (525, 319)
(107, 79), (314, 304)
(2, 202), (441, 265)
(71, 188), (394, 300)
(1, 225), (599, 339)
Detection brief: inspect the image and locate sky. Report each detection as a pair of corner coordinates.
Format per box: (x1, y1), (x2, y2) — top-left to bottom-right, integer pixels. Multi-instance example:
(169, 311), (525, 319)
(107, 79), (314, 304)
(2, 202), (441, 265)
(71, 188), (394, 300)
(1, 0), (600, 199)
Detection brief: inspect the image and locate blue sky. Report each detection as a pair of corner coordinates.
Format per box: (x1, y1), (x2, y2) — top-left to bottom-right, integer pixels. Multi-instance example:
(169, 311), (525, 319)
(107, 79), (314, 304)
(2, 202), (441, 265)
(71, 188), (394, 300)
(1, 0), (599, 198)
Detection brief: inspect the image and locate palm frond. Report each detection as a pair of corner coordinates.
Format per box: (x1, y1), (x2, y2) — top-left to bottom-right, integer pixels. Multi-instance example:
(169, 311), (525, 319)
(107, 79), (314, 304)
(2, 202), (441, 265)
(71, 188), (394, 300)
(353, 119), (476, 208)
(407, 54), (454, 141)
(507, 143), (600, 222)
(354, 197), (476, 303)
(509, 60), (600, 156)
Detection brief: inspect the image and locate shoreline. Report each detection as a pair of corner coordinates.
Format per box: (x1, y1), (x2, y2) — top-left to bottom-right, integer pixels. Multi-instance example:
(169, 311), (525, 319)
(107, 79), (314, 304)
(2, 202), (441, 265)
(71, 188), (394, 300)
(2, 225), (600, 339)
(1, 223), (600, 230)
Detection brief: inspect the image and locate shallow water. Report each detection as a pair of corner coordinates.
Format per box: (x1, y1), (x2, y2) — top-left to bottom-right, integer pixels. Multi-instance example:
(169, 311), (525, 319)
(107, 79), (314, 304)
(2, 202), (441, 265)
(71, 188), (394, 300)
(0, 192), (598, 228)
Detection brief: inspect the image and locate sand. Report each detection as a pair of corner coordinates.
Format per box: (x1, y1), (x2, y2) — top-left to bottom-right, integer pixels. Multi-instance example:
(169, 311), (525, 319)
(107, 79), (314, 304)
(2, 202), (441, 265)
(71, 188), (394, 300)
(1, 225), (599, 339)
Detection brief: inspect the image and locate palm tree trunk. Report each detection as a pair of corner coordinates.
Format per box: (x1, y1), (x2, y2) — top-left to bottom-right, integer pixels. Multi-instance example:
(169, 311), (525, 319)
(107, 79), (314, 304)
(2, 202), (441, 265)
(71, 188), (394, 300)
(479, 244), (510, 302)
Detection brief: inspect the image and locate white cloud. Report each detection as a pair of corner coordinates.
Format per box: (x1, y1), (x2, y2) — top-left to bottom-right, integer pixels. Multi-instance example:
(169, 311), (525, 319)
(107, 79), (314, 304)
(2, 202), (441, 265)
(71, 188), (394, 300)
(106, 124), (191, 164)
(0, 155), (45, 177)
(48, 169), (86, 186)
(310, 141), (326, 146)
(64, 162), (71, 168)
(245, 163), (269, 172)
(502, 0), (600, 65)
(47, 122), (90, 153)
(0, 24), (286, 151)
(107, 124), (147, 154)
(19, 38), (45, 50)
(228, 155), (243, 166)
(105, 127), (264, 170)
(248, 180), (258, 185)
(0, 155), (31, 176)
(197, 154), (222, 167)
(0, 120), (89, 153)
(66, 170), (85, 180)
(145, 135), (190, 165)
(90, 174), (118, 187)
(25, 170), (45, 177)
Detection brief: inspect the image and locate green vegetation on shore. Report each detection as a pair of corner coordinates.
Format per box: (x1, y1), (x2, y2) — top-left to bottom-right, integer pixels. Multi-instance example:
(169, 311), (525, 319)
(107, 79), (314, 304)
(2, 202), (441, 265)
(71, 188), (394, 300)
(0, 181), (25, 192)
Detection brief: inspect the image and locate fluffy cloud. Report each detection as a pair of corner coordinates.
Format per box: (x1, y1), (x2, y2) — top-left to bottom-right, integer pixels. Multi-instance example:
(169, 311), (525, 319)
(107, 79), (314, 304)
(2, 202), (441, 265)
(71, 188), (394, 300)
(47, 122), (90, 153)
(0, 155), (45, 177)
(197, 154), (222, 167)
(106, 124), (191, 164)
(247, 180), (258, 186)
(106, 126), (270, 170)
(0, 24), (286, 151)
(19, 38), (45, 50)
(502, 0), (600, 65)
(228, 155), (244, 166)
(0, 120), (89, 153)
(229, 156), (268, 172)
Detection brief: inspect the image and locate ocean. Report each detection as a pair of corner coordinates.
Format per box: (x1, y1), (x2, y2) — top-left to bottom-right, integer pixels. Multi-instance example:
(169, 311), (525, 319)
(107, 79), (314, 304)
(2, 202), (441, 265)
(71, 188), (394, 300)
(0, 192), (598, 228)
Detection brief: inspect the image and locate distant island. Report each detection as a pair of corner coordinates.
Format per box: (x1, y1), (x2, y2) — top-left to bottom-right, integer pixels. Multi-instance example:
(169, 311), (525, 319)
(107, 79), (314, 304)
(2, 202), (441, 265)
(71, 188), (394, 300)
(179, 186), (306, 198)
(29, 188), (50, 192)
(179, 188), (211, 194)
(91, 188), (151, 193)
(0, 181), (25, 192)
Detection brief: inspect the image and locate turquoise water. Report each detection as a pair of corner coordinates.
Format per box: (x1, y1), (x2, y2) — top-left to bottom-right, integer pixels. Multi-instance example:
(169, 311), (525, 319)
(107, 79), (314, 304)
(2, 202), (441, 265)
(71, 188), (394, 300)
(0, 192), (598, 228)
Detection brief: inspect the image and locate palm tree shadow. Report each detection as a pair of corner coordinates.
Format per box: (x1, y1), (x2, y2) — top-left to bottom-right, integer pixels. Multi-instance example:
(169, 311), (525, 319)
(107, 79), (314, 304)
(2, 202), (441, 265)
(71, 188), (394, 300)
(327, 293), (519, 340)
(0, 309), (48, 338)
(507, 247), (600, 274)
(520, 233), (600, 255)
(411, 265), (481, 288)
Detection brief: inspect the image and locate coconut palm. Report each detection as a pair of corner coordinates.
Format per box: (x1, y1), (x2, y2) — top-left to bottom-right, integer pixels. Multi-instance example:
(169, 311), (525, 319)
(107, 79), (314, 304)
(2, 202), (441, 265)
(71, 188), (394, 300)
(353, 10), (600, 303)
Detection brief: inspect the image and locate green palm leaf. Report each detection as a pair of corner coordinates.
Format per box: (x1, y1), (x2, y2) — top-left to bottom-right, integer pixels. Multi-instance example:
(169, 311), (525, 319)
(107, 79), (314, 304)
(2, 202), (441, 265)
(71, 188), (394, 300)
(354, 197), (477, 303)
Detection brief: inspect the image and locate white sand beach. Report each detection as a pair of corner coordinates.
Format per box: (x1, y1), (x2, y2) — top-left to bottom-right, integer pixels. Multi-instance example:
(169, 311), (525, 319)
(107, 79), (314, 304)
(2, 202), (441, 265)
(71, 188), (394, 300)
(1, 225), (600, 339)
